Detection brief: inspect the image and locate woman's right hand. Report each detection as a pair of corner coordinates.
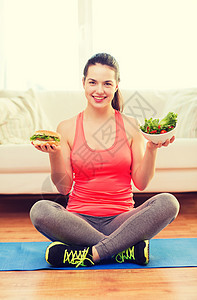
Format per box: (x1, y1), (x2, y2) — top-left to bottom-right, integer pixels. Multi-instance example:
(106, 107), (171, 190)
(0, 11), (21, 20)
(31, 141), (61, 154)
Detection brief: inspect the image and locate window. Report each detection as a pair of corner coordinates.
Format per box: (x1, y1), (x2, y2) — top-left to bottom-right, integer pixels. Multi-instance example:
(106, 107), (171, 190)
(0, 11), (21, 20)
(1, 0), (79, 90)
(92, 0), (197, 89)
(0, 0), (197, 90)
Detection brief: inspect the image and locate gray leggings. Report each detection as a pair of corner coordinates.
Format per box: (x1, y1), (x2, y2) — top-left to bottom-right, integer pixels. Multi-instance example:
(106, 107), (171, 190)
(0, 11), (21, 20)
(30, 193), (179, 260)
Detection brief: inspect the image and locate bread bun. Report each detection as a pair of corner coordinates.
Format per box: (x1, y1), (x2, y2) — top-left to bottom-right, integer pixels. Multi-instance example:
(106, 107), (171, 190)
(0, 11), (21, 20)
(34, 130), (61, 140)
(32, 140), (60, 146)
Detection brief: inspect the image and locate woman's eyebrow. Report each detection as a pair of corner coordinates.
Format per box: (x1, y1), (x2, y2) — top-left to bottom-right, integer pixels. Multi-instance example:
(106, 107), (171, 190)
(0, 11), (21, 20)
(87, 78), (113, 83)
(104, 80), (113, 83)
(87, 78), (96, 81)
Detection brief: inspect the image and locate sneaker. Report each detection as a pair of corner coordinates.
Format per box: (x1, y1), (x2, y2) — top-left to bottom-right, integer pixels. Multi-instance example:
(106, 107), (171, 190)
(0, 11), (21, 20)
(114, 240), (149, 265)
(45, 241), (94, 268)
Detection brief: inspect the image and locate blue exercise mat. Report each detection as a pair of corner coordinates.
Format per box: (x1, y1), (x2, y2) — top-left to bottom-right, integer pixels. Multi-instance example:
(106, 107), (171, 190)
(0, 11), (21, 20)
(0, 238), (197, 271)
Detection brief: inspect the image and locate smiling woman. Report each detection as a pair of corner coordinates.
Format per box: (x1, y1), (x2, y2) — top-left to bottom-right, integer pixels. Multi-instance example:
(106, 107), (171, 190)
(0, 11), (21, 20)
(29, 52), (180, 269)
(83, 64), (118, 109)
(83, 53), (123, 111)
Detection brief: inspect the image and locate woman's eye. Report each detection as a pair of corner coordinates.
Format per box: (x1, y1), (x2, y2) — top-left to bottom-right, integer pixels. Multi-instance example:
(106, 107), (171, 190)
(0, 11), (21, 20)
(105, 82), (112, 86)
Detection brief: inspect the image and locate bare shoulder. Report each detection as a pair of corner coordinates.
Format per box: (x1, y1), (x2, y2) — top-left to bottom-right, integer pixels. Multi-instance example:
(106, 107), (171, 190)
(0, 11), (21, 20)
(121, 113), (144, 151)
(57, 116), (77, 133)
(121, 113), (140, 136)
(57, 115), (78, 148)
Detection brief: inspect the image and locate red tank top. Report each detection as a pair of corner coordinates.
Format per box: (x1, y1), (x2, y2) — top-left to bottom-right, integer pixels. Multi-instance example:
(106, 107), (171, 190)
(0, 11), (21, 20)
(67, 110), (134, 217)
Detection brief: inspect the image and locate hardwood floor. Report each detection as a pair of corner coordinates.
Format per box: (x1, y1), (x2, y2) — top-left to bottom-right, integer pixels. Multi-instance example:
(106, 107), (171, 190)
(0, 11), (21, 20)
(0, 192), (197, 300)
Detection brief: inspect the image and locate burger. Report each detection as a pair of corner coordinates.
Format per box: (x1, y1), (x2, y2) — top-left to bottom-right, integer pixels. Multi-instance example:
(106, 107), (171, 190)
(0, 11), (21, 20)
(30, 130), (61, 146)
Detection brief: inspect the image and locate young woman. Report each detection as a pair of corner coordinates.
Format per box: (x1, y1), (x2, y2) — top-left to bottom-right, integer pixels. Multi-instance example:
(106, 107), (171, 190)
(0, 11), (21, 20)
(30, 53), (179, 268)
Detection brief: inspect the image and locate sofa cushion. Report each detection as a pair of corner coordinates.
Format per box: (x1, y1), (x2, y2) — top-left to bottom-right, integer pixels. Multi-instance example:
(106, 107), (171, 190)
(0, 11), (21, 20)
(155, 138), (197, 168)
(35, 90), (86, 130)
(121, 89), (167, 124)
(163, 88), (197, 138)
(0, 144), (50, 172)
(0, 89), (52, 144)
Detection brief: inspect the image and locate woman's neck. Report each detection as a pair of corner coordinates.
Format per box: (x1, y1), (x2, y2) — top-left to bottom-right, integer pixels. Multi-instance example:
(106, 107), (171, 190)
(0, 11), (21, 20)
(84, 105), (115, 123)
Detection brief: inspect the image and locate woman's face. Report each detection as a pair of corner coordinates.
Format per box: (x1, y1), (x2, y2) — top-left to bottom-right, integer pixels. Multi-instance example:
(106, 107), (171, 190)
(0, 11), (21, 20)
(83, 63), (118, 109)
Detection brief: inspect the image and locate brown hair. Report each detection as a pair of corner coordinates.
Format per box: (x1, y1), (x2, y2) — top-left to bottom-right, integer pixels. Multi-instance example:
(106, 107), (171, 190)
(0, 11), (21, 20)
(83, 53), (123, 112)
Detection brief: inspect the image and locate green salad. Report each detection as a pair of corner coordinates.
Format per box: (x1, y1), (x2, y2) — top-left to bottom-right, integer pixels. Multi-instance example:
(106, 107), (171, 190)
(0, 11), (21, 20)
(140, 112), (177, 134)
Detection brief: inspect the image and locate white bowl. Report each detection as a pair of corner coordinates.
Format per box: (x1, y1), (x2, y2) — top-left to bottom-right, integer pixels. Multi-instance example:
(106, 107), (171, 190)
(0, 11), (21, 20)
(140, 126), (177, 144)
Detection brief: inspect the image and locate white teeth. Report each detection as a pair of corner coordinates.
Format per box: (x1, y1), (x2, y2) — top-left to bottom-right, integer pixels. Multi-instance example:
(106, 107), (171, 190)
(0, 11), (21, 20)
(94, 97), (104, 100)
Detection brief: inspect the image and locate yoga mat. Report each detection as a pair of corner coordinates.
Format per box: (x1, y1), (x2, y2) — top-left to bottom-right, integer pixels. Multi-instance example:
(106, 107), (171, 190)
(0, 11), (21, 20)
(0, 238), (197, 271)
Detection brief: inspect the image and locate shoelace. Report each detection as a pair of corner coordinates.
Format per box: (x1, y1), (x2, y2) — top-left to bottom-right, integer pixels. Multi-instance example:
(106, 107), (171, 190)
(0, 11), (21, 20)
(144, 241), (149, 264)
(115, 247), (135, 263)
(63, 247), (94, 268)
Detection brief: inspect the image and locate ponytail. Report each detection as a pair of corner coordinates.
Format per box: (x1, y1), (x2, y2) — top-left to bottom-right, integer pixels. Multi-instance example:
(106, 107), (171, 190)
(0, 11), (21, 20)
(111, 89), (124, 112)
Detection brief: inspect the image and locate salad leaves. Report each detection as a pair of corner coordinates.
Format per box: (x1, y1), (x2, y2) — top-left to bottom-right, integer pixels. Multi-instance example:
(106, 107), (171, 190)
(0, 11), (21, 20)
(30, 134), (60, 142)
(140, 112), (177, 134)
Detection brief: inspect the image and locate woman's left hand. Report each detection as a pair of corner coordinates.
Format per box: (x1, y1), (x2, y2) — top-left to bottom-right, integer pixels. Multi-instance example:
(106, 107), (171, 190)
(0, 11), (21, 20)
(147, 135), (175, 150)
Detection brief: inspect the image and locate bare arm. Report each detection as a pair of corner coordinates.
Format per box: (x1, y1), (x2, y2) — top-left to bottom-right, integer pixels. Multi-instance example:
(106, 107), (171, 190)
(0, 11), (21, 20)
(49, 121), (73, 195)
(32, 121), (73, 195)
(130, 119), (175, 191)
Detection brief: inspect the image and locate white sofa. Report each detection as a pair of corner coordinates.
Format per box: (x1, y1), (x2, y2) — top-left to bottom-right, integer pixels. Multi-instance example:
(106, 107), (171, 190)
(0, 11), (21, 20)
(0, 88), (197, 195)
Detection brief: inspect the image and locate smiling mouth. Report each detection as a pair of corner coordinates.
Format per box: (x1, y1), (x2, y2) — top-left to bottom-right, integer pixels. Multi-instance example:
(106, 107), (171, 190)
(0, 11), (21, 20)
(93, 96), (106, 102)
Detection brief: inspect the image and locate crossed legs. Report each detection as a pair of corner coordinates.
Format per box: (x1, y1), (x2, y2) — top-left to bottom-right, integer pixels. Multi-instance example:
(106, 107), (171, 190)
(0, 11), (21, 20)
(30, 193), (179, 262)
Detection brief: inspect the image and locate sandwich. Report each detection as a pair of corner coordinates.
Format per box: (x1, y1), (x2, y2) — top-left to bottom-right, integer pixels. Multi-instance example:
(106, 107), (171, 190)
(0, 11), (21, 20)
(30, 130), (61, 146)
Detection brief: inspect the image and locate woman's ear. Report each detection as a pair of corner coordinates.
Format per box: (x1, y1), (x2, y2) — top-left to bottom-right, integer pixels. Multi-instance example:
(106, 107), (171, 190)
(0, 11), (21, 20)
(82, 77), (85, 89)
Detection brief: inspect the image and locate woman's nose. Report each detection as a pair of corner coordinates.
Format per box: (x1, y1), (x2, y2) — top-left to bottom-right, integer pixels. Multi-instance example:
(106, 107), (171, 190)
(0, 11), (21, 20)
(96, 84), (104, 94)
